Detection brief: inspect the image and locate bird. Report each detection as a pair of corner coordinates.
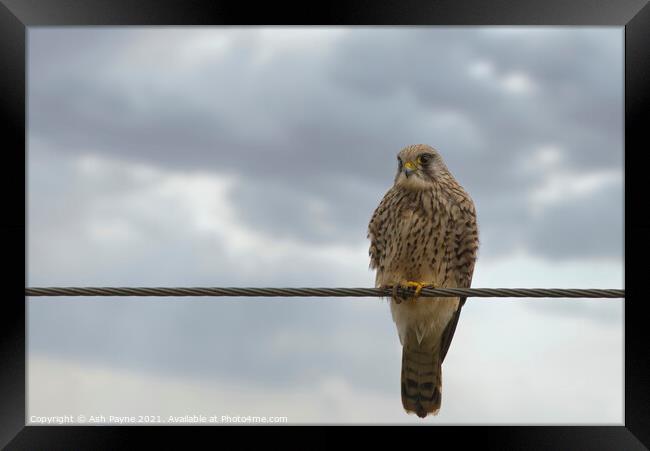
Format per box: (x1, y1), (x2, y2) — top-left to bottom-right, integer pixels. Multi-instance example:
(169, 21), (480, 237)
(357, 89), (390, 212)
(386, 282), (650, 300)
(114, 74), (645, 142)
(367, 144), (479, 418)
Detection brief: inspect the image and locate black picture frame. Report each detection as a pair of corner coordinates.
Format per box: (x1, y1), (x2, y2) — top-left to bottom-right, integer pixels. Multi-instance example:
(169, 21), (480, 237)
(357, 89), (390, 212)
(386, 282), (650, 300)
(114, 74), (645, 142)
(2, 0), (647, 448)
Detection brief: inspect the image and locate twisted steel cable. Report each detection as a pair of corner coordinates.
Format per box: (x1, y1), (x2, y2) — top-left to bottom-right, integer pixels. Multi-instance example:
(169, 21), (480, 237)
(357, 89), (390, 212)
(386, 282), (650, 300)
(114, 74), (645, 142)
(25, 287), (624, 298)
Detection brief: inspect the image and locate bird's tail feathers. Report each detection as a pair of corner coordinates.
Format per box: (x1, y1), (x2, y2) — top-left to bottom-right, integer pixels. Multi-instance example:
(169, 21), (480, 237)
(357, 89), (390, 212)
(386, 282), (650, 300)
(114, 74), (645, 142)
(401, 339), (442, 418)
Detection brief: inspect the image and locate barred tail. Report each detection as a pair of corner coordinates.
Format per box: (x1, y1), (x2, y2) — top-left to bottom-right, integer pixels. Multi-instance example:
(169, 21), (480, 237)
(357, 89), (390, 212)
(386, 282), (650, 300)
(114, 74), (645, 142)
(400, 341), (442, 418)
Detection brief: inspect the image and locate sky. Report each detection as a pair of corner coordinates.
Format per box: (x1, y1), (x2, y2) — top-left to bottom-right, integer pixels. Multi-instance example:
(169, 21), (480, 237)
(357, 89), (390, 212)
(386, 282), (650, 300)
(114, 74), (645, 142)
(27, 27), (624, 424)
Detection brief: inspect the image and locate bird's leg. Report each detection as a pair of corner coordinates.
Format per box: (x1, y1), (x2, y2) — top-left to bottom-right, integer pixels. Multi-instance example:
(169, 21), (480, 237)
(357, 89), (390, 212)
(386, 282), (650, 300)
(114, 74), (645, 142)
(395, 281), (436, 301)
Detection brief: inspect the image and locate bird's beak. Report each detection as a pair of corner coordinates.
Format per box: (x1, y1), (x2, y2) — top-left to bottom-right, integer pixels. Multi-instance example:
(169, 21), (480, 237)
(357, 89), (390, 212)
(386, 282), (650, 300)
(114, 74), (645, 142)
(403, 161), (416, 178)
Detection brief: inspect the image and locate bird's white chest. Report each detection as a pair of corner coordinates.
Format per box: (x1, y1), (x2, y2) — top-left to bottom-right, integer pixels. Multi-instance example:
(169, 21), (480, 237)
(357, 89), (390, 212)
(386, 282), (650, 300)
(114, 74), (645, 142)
(390, 295), (459, 346)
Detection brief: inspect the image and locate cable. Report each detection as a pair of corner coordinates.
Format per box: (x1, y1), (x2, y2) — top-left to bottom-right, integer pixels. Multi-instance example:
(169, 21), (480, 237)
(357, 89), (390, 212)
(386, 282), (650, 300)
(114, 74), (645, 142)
(24, 287), (624, 298)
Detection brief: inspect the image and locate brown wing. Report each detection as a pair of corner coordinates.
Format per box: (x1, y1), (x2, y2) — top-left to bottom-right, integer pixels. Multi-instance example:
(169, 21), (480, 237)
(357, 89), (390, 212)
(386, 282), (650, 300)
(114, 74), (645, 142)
(440, 203), (478, 363)
(367, 188), (396, 272)
(440, 296), (467, 363)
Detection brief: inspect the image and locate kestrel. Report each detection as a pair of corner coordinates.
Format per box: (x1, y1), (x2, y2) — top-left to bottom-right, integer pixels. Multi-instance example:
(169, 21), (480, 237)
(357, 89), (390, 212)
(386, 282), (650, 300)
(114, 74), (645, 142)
(367, 144), (479, 418)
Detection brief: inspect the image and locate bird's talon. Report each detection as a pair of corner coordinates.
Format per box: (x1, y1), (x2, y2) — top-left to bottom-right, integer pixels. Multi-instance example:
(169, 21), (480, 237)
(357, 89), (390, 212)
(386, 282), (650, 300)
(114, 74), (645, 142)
(401, 281), (435, 299)
(387, 282), (435, 303)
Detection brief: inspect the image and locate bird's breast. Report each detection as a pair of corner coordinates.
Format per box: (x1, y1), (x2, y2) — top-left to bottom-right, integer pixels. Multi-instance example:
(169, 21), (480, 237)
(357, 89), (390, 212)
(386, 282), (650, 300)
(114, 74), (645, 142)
(379, 193), (452, 287)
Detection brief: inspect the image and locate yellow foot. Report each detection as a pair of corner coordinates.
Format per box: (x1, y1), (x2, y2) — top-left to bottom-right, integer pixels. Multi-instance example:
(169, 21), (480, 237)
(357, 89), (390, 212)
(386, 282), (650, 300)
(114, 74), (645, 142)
(392, 281), (435, 303)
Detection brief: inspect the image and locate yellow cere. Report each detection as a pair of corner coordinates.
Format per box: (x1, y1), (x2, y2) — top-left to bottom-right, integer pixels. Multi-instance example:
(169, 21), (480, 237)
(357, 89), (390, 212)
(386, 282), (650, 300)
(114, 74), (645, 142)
(404, 161), (417, 170)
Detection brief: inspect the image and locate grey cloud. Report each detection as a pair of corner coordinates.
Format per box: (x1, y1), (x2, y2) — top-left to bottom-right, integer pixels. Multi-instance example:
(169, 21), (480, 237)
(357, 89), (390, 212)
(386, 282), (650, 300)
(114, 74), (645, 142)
(28, 297), (399, 394)
(528, 183), (623, 260)
(28, 27), (623, 261)
(330, 28), (623, 167)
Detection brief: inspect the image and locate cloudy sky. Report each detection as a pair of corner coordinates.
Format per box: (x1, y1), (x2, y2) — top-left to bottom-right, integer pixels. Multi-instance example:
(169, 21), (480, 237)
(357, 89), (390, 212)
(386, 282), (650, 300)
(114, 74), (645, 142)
(27, 27), (624, 424)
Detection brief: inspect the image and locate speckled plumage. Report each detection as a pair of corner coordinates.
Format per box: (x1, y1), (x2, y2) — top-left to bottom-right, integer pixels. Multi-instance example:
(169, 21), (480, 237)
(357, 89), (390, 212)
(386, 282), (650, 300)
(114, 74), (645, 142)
(367, 144), (479, 418)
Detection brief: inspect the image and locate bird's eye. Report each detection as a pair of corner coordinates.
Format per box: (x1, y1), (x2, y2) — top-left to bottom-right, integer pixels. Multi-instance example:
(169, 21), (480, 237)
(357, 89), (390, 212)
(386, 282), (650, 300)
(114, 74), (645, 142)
(417, 154), (432, 165)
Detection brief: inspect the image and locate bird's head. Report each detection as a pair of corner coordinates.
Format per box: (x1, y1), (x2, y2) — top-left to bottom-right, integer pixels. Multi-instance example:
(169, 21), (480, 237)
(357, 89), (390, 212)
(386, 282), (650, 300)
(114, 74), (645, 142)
(394, 144), (448, 190)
